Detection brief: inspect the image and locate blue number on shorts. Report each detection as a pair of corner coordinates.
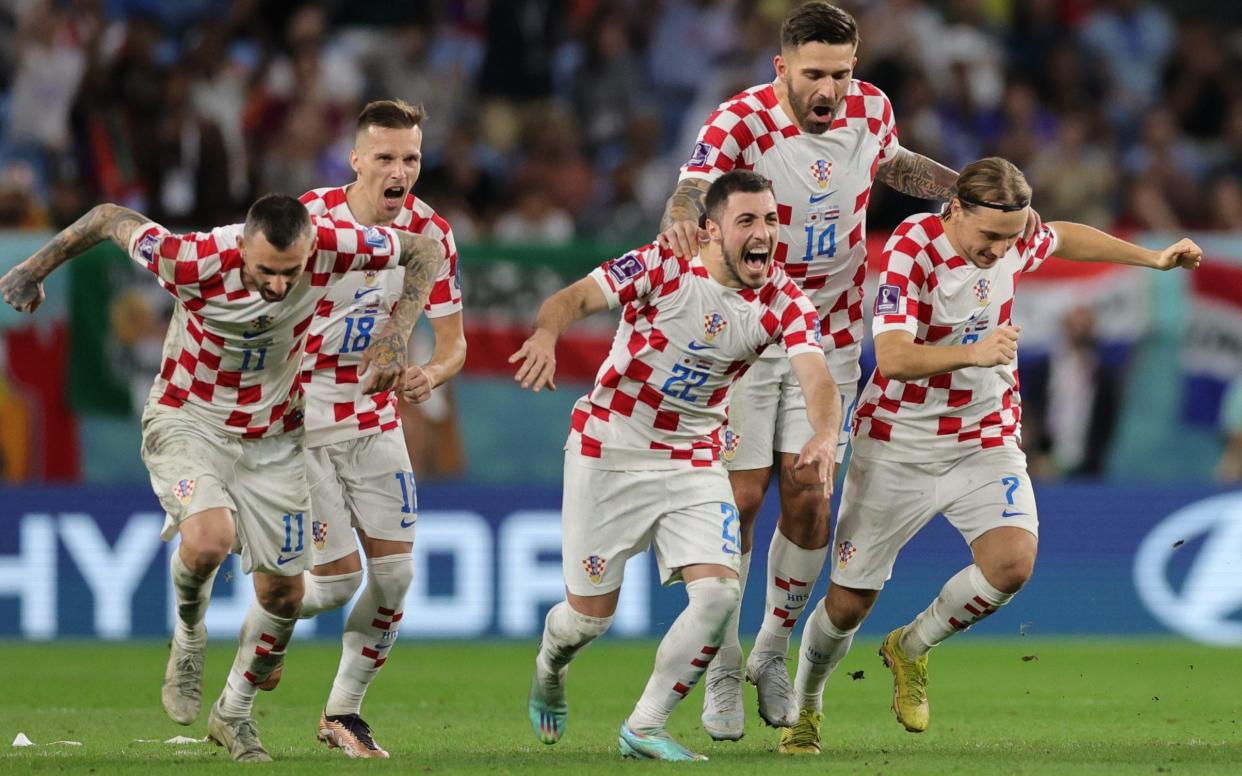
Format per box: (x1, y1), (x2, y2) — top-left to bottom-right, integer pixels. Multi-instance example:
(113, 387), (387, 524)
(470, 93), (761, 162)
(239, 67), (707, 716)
(801, 223), (837, 262)
(1001, 476), (1020, 505)
(240, 347), (267, 371)
(661, 363), (710, 402)
(340, 315), (376, 353)
(394, 471), (417, 514)
(962, 333), (980, 344)
(720, 503), (740, 556)
(281, 512), (304, 552)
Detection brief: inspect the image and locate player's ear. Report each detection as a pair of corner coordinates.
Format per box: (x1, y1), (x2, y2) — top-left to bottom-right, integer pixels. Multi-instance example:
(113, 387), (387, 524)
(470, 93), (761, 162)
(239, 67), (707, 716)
(773, 53), (786, 80)
(349, 148), (360, 175)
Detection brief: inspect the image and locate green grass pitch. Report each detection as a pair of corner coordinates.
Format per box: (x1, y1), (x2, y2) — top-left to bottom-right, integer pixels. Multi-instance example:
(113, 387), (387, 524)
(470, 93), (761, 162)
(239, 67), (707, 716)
(0, 638), (1238, 774)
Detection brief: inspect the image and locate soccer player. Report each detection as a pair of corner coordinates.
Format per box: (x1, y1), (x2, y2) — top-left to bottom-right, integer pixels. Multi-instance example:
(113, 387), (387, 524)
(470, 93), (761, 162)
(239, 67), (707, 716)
(0, 195), (444, 762)
(293, 99), (464, 758)
(659, 1), (965, 738)
(511, 170), (842, 761)
(784, 157), (1202, 753)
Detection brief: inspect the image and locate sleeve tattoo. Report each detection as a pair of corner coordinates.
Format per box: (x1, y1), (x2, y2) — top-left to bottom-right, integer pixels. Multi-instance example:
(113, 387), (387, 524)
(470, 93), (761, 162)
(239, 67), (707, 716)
(660, 178), (712, 230)
(24, 204), (149, 279)
(875, 148), (959, 201)
(366, 232), (447, 368)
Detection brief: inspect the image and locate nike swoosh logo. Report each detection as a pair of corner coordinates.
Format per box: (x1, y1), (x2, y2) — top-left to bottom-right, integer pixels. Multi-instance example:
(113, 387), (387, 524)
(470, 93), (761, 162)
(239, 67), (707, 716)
(400, 518), (416, 528)
(1001, 509), (1028, 518)
(809, 190), (837, 203)
(241, 329), (270, 340)
(354, 287), (380, 300)
(275, 553), (303, 565)
(688, 341), (715, 351)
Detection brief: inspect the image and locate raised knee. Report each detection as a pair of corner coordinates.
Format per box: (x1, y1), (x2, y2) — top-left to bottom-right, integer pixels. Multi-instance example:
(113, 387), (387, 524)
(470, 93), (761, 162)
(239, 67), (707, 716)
(367, 554), (414, 605)
(179, 543), (230, 576)
(825, 586), (877, 631)
(982, 555), (1035, 595)
(733, 484), (766, 521)
(305, 569), (363, 615)
(260, 583), (304, 619)
(690, 576), (742, 623)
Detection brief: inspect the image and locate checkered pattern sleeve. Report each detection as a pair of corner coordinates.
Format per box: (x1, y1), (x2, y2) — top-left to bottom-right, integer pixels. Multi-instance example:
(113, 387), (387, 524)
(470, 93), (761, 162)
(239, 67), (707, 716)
(127, 222), (228, 309)
(306, 216), (402, 285)
(857, 81), (901, 164)
(770, 276), (824, 358)
(678, 85), (779, 182)
(1017, 221), (1059, 274)
(589, 243), (669, 310)
(871, 217), (931, 337)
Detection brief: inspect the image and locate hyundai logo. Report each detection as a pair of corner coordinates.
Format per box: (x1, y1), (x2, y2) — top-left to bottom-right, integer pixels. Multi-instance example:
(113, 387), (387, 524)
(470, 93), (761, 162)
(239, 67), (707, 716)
(1133, 492), (1242, 646)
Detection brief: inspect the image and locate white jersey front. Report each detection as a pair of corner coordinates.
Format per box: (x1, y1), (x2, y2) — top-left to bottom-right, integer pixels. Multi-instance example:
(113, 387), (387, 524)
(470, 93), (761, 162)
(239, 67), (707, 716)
(852, 212), (1059, 461)
(679, 79), (900, 385)
(569, 243), (823, 469)
(298, 185), (461, 447)
(128, 216), (402, 438)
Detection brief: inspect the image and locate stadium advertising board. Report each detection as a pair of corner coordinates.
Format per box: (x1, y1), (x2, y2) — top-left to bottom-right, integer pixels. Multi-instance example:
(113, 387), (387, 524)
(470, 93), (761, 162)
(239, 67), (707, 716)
(0, 483), (1238, 642)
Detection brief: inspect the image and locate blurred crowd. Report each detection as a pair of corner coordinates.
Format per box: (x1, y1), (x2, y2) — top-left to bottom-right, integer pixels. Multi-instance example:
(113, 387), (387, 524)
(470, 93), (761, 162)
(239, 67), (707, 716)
(0, 0), (1239, 242)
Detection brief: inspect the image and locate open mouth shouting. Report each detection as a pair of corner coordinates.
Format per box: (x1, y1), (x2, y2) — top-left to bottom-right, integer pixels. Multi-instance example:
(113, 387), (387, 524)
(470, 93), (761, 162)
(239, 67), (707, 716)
(741, 242), (771, 279)
(382, 185), (406, 211)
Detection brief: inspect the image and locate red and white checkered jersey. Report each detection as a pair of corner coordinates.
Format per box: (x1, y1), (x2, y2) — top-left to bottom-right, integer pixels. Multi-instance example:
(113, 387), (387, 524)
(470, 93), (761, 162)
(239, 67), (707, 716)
(568, 243), (823, 469)
(679, 79), (899, 385)
(298, 185), (461, 447)
(852, 213), (1059, 461)
(128, 216), (402, 438)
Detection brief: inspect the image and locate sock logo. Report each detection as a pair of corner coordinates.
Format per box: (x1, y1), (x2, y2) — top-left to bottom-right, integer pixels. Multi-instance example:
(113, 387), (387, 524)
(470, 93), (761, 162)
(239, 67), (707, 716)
(582, 555), (607, 585)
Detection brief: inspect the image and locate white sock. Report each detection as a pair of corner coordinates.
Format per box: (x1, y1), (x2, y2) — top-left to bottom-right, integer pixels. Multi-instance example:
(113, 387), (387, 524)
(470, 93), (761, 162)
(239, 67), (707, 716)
(299, 569), (363, 618)
(536, 601), (613, 677)
(707, 551), (751, 678)
(627, 577), (740, 733)
(904, 565), (1014, 657)
(218, 601), (296, 720)
(753, 529), (827, 656)
(794, 601), (857, 711)
(325, 555), (413, 717)
(170, 549), (216, 647)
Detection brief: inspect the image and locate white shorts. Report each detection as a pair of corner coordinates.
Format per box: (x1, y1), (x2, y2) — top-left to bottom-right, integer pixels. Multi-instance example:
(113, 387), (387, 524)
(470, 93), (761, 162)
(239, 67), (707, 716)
(141, 408), (311, 576)
(306, 428), (417, 566)
(725, 354), (858, 470)
(561, 454), (742, 596)
(830, 445), (1039, 591)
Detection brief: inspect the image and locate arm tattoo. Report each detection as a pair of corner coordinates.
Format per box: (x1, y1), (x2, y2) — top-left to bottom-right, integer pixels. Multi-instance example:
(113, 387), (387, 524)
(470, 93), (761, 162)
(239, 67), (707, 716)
(660, 178), (711, 230)
(24, 203), (149, 279)
(875, 148), (959, 201)
(368, 232), (447, 368)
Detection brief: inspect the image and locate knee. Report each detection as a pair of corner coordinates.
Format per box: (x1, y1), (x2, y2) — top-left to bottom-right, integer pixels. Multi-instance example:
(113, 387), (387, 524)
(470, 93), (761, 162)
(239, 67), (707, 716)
(259, 579), (304, 619)
(733, 481), (766, 522)
(304, 568), (363, 616)
(178, 542), (230, 576)
(367, 554), (414, 605)
(824, 584), (877, 631)
(689, 576), (742, 626)
(980, 552), (1036, 595)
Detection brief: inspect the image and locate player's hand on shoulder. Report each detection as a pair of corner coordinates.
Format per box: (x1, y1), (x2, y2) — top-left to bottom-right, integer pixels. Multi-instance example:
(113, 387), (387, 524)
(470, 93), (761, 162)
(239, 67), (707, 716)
(1022, 207), (1043, 242)
(0, 262), (45, 313)
(402, 365), (433, 404)
(508, 329), (557, 393)
(1154, 238), (1203, 271)
(657, 220), (709, 259)
(971, 325), (1020, 368)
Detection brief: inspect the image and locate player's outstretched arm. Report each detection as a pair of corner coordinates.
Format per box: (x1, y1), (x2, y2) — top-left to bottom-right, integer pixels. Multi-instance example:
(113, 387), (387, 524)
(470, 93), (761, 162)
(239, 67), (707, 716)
(657, 178), (712, 259)
(1048, 221), (1203, 271)
(789, 352), (843, 497)
(360, 231), (446, 394)
(0, 203), (148, 313)
(875, 327), (1019, 382)
(508, 276), (609, 393)
(402, 311), (467, 404)
(875, 147), (958, 201)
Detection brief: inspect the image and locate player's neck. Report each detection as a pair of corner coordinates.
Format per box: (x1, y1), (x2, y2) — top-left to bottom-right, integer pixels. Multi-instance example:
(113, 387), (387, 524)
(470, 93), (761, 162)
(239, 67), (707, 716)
(773, 79), (798, 128)
(941, 214), (967, 261)
(344, 183), (392, 227)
